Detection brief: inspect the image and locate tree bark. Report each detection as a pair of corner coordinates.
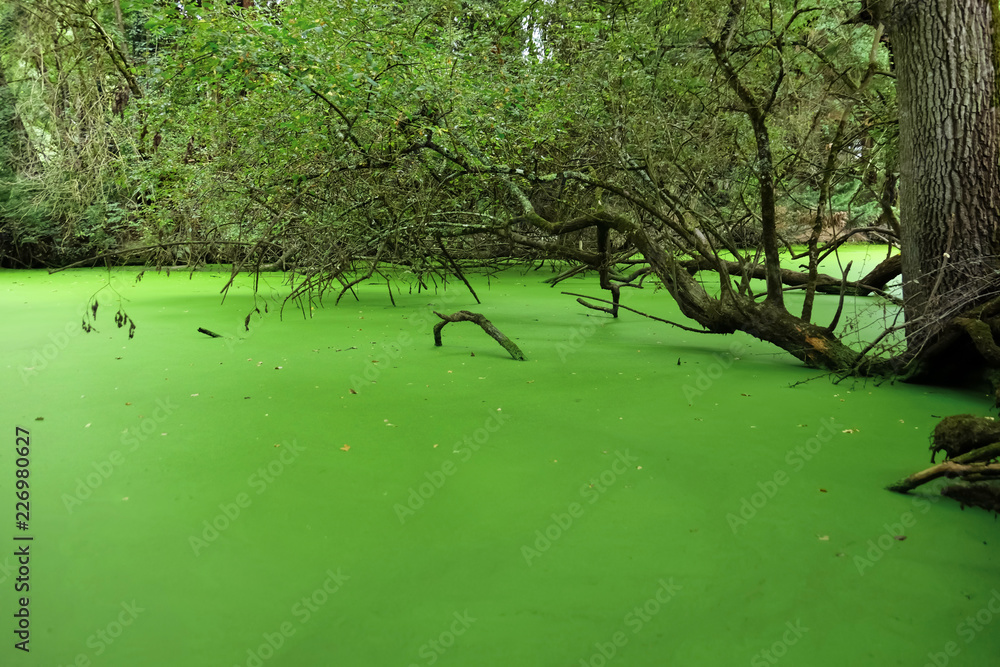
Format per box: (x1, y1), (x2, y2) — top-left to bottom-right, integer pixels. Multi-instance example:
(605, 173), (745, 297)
(433, 311), (526, 360)
(890, 0), (1000, 351)
(856, 254), (901, 296)
(515, 209), (888, 373)
(707, 38), (785, 309)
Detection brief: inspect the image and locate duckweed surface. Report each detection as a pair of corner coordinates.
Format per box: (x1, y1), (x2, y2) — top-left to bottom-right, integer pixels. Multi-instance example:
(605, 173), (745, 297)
(2, 250), (998, 666)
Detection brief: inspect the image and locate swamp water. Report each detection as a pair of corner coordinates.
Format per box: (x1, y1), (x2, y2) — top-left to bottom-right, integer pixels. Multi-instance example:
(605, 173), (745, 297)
(1, 248), (998, 666)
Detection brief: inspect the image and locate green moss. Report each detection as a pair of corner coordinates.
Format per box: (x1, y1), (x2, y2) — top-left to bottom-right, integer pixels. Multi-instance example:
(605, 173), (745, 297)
(931, 414), (1000, 462)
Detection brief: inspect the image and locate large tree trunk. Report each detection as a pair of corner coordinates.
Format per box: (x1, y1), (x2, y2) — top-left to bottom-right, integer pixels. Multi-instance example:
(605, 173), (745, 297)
(890, 0), (1000, 353)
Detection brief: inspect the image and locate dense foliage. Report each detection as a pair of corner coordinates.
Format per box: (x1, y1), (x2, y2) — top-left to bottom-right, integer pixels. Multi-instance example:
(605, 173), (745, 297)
(0, 1), (896, 274)
(7, 0), (999, 379)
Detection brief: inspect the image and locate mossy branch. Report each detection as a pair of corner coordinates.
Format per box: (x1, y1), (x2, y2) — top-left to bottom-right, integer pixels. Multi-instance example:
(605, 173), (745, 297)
(433, 311), (525, 360)
(886, 442), (1000, 493)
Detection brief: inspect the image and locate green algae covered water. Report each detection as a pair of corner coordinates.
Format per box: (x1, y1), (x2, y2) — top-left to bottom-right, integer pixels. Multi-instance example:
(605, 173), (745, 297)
(1, 249), (998, 667)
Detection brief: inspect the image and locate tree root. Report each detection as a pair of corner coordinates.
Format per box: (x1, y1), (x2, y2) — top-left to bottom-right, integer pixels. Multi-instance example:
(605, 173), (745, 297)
(929, 414), (1000, 462)
(955, 318), (1000, 366)
(433, 311), (526, 360)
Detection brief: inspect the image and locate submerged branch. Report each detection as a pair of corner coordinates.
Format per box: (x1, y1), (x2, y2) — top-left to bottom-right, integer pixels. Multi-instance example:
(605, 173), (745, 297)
(560, 292), (711, 333)
(887, 442), (1000, 493)
(433, 310), (525, 360)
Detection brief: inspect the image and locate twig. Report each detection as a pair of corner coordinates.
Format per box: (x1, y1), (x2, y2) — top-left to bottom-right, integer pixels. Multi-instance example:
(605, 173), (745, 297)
(560, 292), (712, 334)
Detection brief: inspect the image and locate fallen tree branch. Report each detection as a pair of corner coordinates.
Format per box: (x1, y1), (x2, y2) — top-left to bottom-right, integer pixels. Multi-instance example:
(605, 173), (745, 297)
(433, 311), (525, 360)
(679, 257), (899, 302)
(855, 253), (902, 295)
(886, 442), (1000, 493)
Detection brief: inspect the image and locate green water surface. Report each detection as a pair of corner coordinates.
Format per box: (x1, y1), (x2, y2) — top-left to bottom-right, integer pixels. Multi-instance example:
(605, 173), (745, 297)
(1, 250), (997, 667)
